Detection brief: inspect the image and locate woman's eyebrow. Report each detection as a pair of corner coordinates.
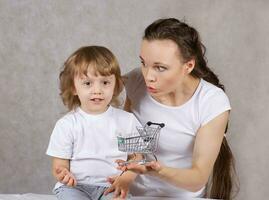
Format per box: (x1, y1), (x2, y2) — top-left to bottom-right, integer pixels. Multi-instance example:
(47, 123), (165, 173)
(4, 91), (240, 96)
(153, 61), (167, 65)
(140, 56), (168, 66)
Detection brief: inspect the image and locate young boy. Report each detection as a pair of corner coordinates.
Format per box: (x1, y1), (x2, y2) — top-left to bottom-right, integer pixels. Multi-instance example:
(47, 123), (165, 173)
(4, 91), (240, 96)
(46, 46), (140, 200)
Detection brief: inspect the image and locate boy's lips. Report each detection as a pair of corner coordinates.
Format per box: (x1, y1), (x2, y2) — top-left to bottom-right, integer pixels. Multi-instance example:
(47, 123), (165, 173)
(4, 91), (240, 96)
(90, 98), (104, 102)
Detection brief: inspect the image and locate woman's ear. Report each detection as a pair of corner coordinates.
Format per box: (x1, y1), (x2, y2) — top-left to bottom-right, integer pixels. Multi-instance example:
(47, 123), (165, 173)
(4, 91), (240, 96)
(184, 59), (195, 74)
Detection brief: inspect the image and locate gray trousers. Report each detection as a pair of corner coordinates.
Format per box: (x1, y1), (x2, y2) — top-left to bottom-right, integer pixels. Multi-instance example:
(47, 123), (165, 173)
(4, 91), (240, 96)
(54, 184), (131, 200)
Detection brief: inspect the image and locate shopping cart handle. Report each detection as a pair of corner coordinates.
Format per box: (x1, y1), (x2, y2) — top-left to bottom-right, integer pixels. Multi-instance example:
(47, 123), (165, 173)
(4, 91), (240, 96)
(146, 121), (165, 128)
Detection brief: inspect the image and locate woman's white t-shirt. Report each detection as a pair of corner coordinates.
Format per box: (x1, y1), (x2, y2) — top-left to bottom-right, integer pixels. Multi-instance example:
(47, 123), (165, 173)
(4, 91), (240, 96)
(125, 68), (231, 198)
(46, 106), (140, 189)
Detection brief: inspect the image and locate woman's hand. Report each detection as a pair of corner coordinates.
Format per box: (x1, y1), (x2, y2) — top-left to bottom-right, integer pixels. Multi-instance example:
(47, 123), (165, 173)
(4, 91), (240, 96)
(55, 166), (77, 187)
(116, 159), (163, 176)
(104, 174), (132, 199)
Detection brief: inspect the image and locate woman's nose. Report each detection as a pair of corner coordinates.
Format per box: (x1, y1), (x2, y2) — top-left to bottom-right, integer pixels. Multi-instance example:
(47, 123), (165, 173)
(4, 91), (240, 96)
(145, 68), (156, 82)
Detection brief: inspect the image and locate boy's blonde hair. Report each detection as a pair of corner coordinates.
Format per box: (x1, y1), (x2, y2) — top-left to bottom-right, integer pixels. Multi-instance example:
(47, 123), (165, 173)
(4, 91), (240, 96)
(59, 46), (123, 110)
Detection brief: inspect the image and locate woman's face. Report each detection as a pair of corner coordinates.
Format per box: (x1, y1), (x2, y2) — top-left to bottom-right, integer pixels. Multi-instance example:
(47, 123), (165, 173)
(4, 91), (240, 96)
(140, 39), (191, 98)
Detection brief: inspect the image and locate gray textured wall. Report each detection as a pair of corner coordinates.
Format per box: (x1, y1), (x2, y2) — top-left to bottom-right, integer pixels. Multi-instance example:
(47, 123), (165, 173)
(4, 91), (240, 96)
(0, 0), (268, 199)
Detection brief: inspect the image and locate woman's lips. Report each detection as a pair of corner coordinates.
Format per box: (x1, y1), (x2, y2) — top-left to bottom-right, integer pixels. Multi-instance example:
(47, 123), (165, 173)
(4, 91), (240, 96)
(147, 86), (157, 93)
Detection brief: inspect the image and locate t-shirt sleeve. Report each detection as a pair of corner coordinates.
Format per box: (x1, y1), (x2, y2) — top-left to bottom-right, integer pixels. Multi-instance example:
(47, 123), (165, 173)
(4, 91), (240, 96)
(130, 114), (142, 133)
(46, 118), (74, 159)
(123, 68), (144, 100)
(200, 90), (231, 126)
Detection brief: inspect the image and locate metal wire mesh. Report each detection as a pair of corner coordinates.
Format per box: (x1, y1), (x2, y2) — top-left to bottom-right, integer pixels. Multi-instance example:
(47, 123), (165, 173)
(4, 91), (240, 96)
(117, 125), (161, 153)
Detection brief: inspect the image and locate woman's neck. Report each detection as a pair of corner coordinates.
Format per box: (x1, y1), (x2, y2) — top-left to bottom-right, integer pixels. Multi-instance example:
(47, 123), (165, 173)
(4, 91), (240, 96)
(153, 76), (200, 107)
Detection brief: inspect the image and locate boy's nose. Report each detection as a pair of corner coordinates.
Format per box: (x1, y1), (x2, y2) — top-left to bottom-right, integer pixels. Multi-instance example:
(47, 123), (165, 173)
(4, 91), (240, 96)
(92, 84), (102, 94)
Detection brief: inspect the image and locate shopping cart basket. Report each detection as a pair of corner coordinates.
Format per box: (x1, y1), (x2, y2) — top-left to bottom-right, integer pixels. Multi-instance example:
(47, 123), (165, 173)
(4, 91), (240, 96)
(117, 121), (165, 165)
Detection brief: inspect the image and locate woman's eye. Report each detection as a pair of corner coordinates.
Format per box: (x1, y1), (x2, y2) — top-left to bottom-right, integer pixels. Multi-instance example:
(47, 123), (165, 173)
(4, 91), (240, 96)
(140, 61), (146, 67)
(155, 65), (167, 72)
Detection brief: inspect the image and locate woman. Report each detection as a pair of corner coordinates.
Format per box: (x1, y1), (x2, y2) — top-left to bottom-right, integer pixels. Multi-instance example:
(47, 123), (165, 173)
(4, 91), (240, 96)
(121, 18), (237, 199)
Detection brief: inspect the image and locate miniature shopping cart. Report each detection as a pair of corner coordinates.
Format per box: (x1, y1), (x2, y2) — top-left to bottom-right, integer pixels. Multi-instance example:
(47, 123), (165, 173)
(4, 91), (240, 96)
(117, 121), (165, 165)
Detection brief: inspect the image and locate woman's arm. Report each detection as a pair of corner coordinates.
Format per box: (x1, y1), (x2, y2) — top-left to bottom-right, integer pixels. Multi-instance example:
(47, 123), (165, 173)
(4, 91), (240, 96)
(52, 157), (77, 187)
(125, 111), (229, 192)
(157, 111), (229, 191)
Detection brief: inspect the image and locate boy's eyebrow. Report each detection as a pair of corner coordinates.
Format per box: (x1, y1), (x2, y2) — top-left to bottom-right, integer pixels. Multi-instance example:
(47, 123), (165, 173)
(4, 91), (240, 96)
(80, 74), (114, 80)
(99, 76), (114, 81)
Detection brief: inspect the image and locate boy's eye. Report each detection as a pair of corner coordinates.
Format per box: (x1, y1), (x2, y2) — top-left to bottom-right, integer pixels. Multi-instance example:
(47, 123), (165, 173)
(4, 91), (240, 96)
(83, 81), (91, 86)
(103, 81), (110, 85)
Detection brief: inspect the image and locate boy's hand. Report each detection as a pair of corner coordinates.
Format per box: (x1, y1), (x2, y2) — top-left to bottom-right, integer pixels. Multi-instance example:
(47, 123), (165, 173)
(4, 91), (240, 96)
(104, 175), (131, 199)
(55, 166), (77, 187)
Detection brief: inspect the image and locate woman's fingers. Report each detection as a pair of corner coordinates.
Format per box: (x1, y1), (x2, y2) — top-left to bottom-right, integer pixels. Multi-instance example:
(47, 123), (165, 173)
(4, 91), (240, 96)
(126, 163), (147, 173)
(120, 189), (127, 198)
(107, 175), (117, 184)
(115, 159), (125, 163)
(113, 188), (121, 198)
(104, 185), (115, 195)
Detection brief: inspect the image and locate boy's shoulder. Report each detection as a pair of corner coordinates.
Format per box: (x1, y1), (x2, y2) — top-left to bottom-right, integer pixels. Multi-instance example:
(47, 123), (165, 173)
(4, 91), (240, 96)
(55, 109), (80, 127)
(110, 106), (135, 118)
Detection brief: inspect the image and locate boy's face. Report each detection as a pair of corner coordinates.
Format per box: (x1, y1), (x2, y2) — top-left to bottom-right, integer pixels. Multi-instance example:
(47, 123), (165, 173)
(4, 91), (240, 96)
(73, 68), (116, 114)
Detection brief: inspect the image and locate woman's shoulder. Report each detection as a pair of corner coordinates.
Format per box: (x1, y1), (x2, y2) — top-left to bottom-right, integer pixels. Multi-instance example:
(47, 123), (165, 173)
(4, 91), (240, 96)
(198, 79), (231, 126)
(199, 79), (228, 100)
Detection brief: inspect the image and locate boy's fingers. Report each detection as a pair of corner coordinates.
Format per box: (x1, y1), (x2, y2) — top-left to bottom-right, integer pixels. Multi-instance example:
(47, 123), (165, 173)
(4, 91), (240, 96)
(62, 174), (70, 184)
(56, 168), (62, 174)
(58, 168), (69, 180)
(57, 171), (66, 181)
(67, 172), (76, 187)
(66, 178), (73, 187)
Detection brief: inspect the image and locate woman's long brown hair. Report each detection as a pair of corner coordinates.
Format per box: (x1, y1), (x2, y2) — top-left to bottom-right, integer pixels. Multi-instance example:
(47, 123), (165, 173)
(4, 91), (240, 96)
(144, 18), (239, 199)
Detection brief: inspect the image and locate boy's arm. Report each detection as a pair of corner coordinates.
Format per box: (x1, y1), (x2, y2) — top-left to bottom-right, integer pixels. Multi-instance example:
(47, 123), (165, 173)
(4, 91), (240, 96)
(118, 153), (143, 179)
(104, 153), (143, 198)
(52, 157), (77, 187)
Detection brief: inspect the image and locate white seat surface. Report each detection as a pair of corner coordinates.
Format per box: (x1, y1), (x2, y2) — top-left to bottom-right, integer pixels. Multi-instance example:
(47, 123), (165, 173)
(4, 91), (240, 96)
(0, 193), (210, 200)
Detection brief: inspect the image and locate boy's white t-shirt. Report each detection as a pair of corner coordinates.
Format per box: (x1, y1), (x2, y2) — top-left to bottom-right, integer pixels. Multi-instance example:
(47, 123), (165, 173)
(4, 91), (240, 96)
(125, 68), (231, 198)
(46, 106), (140, 189)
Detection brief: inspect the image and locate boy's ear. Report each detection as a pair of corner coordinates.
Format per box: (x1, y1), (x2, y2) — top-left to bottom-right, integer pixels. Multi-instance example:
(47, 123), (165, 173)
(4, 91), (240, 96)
(72, 87), (77, 95)
(114, 78), (124, 97)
